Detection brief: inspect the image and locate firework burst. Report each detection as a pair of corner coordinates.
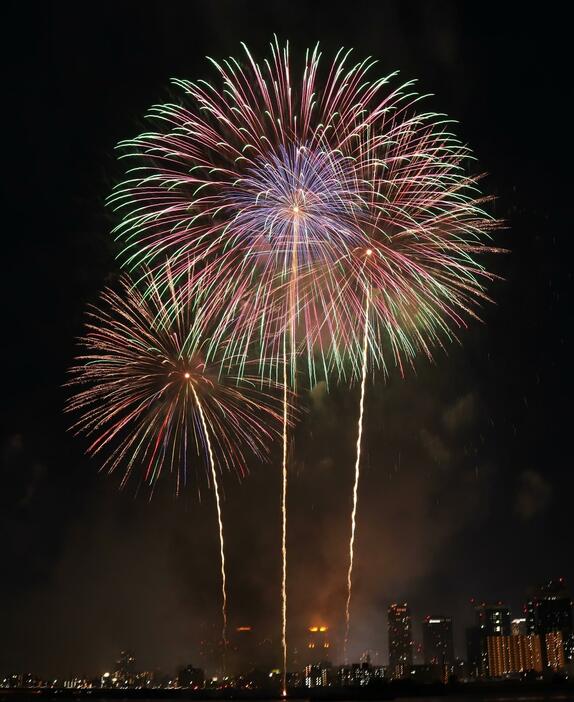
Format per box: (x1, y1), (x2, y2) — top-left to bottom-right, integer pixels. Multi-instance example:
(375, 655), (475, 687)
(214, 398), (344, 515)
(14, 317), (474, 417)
(106, 39), (502, 680)
(66, 273), (283, 486)
(109, 41), (500, 380)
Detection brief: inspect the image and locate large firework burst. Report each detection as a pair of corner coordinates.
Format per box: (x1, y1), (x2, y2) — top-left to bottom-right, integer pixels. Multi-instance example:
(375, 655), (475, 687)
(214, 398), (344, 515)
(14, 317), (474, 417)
(105, 39), (503, 685)
(109, 40), (500, 382)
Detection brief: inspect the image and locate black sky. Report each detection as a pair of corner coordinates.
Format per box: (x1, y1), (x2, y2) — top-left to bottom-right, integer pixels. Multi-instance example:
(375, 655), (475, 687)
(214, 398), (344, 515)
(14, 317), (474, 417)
(2, 0), (573, 679)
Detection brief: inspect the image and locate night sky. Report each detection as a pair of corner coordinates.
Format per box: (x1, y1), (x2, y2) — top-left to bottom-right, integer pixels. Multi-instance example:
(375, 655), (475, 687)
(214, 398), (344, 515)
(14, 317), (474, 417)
(3, 0), (572, 679)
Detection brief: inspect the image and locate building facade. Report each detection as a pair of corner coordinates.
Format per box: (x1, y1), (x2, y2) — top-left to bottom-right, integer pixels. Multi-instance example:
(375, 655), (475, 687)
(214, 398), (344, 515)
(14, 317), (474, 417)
(526, 579), (573, 667)
(473, 602), (511, 677)
(422, 616), (454, 667)
(545, 631), (566, 671)
(306, 626), (331, 666)
(388, 603), (413, 679)
(486, 635), (543, 676)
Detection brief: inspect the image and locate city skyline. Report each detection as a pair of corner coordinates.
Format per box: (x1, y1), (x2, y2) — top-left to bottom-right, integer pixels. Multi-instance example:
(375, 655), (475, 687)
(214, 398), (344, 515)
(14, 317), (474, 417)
(3, 577), (571, 681)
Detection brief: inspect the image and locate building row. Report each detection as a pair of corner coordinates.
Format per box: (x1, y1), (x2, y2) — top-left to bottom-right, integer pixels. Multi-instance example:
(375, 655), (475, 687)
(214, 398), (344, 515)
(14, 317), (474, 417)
(387, 578), (573, 680)
(3, 579), (572, 689)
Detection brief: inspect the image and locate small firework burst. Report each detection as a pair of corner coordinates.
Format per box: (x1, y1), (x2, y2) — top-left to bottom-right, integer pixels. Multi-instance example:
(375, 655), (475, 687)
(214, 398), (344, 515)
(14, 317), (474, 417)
(66, 272), (283, 494)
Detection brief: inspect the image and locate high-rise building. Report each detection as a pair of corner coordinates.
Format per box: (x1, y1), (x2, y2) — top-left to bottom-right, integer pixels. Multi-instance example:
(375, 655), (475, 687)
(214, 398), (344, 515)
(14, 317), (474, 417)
(476, 603), (511, 636)
(472, 602), (511, 677)
(306, 626), (331, 665)
(486, 635), (543, 676)
(227, 626), (258, 674)
(422, 616), (454, 667)
(388, 603), (413, 679)
(466, 626), (482, 678)
(526, 579), (573, 665)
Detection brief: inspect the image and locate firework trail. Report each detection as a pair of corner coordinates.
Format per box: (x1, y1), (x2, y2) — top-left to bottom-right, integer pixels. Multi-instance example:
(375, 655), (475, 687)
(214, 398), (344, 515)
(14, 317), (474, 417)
(281, 347), (288, 696)
(66, 272), (284, 670)
(107, 39), (502, 669)
(189, 382), (228, 664)
(279, 211), (301, 695)
(344, 286), (370, 661)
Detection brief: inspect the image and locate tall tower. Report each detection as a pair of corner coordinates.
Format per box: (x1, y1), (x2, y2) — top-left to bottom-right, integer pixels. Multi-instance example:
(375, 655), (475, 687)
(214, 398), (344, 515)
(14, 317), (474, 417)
(422, 616), (454, 667)
(228, 626), (257, 674)
(306, 626), (331, 665)
(466, 625), (482, 678)
(388, 603), (413, 679)
(474, 602), (511, 676)
(526, 578), (573, 666)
